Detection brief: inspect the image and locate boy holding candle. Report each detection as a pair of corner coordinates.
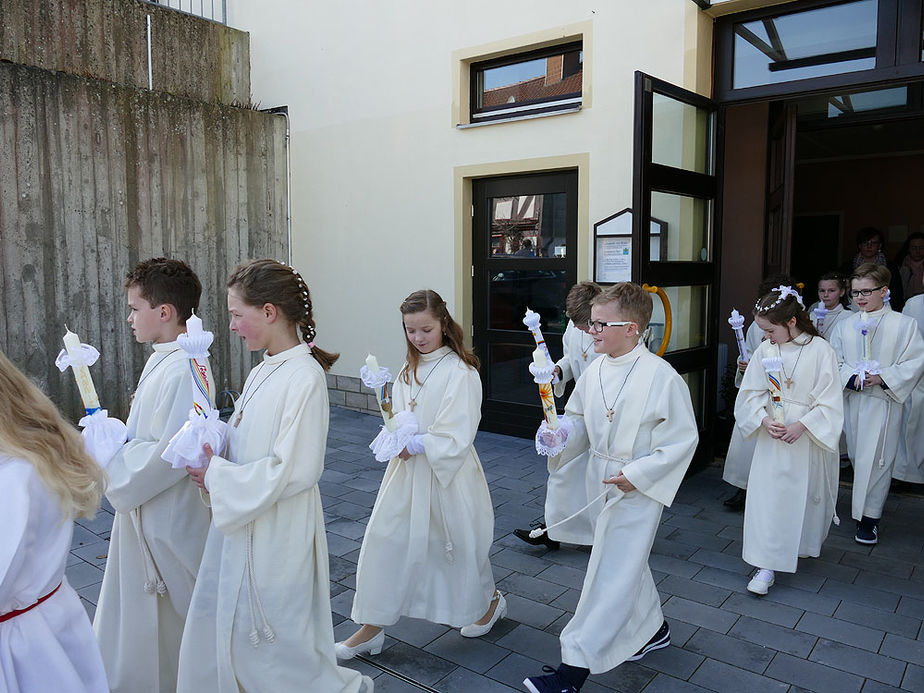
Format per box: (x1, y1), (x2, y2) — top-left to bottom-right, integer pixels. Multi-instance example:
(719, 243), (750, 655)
(94, 258), (214, 693)
(830, 263), (924, 545)
(524, 283), (698, 693)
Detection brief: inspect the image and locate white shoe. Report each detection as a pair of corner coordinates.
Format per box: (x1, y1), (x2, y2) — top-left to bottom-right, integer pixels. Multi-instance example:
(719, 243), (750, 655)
(747, 569), (775, 595)
(334, 628), (384, 660)
(460, 592), (506, 638)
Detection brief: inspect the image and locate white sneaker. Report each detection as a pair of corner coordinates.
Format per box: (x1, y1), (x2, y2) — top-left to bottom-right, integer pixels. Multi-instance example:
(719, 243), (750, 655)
(747, 569), (775, 595)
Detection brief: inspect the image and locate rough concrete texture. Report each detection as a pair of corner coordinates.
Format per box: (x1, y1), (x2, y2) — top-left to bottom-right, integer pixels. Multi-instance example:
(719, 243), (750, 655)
(0, 0), (251, 106)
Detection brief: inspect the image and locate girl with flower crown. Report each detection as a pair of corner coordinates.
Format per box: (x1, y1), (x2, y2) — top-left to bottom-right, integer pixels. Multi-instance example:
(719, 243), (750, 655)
(735, 286), (843, 596)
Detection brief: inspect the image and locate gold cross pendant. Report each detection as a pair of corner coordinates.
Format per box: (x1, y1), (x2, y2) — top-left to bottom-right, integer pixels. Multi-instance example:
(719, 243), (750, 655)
(582, 353), (587, 361)
(606, 408), (615, 423)
(785, 378), (793, 388)
(408, 399), (416, 412)
(234, 412), (243, 428)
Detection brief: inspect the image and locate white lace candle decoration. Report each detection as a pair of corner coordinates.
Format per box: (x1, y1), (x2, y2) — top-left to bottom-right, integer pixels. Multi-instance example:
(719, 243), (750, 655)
(727, 309), (750, 362)
(761, 356), (786, 424)
(529, 346), (559, 430)
(853, 311), (880, 390)
(813, 304), (828, 331)
(523, 308), (560, 384)
(362, 354), (397, 432)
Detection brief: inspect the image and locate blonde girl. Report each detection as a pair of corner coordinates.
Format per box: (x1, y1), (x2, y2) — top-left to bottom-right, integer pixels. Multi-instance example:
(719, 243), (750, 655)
(336, 289), (502, 658)
(0, 350), (108, 692)
(178, 260), (371, 693)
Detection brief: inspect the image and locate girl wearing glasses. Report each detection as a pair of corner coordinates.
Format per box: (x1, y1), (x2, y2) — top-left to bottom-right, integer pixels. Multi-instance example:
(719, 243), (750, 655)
(735, 287), (843, 596)
(336, 289), (502, 660)
(830, 263), (924, 545)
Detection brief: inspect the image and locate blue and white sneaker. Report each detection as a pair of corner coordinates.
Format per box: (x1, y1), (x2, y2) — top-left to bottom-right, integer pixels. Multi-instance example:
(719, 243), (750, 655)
(523, 666), (580, 693)
(626, 620), (671, 661)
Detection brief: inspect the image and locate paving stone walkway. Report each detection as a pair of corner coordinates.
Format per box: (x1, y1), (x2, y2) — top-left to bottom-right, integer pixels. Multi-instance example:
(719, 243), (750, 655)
(71, 407), (924, 692)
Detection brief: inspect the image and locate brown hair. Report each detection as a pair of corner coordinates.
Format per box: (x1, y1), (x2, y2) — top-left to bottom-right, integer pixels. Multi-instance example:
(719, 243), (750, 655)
(226, 259), (340, 372)
(851, 262), (891, 287)
(565, 281), (602, 326)
(592, 282), (653, 330)
(818, 271), (850, 309)
(399, 289), (479, 384)
(0, 351), (105, 519)
(125, 257), (202, 323)
(753, 289), (819, 338)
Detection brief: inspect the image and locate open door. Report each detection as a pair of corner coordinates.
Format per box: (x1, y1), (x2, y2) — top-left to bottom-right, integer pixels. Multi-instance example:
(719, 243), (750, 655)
(764, 102), (797, 277)
(632, 71), (721, 470)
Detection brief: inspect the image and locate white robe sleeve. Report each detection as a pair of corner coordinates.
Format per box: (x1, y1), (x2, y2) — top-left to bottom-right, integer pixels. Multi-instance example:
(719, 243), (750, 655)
(548, 372), (590, 473)
(619, 372), (698, 507)
(736, 344), (771, 439)
(554, 322), (576, 397)
(829, 321), (858, 390)
(419, 365), (482, 488)
(205, 379), (325, 534)
(105, 368), (190, 513)
(799, 342), (844, 452)
(878, 320), (924, 404)
(0, 464), (30, 608)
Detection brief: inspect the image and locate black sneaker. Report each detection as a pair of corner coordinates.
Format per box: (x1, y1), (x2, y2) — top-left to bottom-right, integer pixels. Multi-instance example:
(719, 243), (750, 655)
(523, 666), (579, 693)
(723, 488), (746, 512)
(513, 523), (560, 550)
(855, 517), (879, 545)
(626, 621), (670, 661)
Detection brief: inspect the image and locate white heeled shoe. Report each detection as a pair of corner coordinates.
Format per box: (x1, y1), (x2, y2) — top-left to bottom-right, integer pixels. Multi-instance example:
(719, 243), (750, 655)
(334, 628), (385, 660)
(460, 592), (507, 638)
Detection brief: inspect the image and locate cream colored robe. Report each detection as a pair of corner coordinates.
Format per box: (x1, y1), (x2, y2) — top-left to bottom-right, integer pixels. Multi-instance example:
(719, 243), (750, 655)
(1, 456), (108, 693)
(547, 320), (602, 544)
(351, 346), (496, 628)
(94, 342), (212, 693)
(552, 343), (698, 674)
(736, 336), (843, 573)
(898, 295), (924, 483)
(723, 320), (764, 488)
(809, 301), (854, 340)
(830, 307), (924, 519)
(177, 344), (371, 693)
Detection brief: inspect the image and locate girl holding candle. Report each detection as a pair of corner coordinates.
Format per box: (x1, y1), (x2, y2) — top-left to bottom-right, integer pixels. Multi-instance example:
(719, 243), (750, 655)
(178, 260), (370, 693)
(735, 287), (843, 595)
(94, 258), (213, 693)
(808, 272), (853, 339)
(336, 289), (501, 659)
(830, 263), (924, 545)
(0, 350), (108, 692)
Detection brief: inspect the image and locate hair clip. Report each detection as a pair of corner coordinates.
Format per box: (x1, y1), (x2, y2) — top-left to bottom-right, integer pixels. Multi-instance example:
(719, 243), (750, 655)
(755, 285), (805, 312)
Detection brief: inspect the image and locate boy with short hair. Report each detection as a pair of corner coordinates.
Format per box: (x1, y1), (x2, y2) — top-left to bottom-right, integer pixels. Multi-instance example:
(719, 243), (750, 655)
(830, 263), (924, 545)
(524, 282), (698, 693)
(93, 258), (214, 693)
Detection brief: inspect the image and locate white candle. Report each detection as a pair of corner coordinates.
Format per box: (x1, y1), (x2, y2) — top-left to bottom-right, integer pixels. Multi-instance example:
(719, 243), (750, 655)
(186, 310), (203, 336)
(365, 354), (379, 374)
(860, 311), (872, 360)
(531, 347), (558, 429)
(63, 328), (101, 412)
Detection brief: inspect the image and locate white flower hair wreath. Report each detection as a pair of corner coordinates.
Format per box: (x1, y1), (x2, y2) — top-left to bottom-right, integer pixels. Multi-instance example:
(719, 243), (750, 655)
(755, 285), (805, 313)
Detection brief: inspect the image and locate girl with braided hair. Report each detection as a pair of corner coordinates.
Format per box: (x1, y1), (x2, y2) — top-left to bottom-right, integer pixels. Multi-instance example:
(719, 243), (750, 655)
(179, 259), (371, 693)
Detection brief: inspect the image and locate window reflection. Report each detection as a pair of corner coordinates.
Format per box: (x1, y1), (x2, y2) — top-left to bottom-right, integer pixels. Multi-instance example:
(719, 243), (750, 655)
(490, 193), (567, 258)
(733, 0), (878, 89)
(489, 270), (568, 333)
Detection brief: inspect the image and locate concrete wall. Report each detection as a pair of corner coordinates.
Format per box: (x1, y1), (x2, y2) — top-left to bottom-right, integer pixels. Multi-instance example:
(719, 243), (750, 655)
(225, 0), (712, 383)
(0, 0), (250, 106)
(0, 59), (286, 421)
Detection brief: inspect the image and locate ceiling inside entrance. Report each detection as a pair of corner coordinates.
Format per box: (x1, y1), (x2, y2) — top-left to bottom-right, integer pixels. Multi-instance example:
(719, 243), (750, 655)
(796, 117), (924, 162)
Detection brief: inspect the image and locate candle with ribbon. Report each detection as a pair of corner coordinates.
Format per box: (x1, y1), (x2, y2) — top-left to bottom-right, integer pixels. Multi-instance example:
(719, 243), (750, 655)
(529, 346), (559, 430)
(852, 311), (880, 390)
(362, 354), (397, 432)
(57, 327), (102, 415)
(812, 304), (829, 331)
(727, 309), (749, 363)
(761, 356), (786, 424)
(523, 308), (560, 384)
(162, 311), (226, 469)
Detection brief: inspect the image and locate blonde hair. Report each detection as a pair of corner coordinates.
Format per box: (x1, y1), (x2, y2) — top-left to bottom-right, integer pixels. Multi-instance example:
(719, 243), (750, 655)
(592, 283), (653, 330)
(0, 351), (105, 519)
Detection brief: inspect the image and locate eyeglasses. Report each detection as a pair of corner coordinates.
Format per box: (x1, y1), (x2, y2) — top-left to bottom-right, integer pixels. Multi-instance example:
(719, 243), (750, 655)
(860, 239), (882, 247)
(587, 319), (633, 333)
(849, 285), (885, 297)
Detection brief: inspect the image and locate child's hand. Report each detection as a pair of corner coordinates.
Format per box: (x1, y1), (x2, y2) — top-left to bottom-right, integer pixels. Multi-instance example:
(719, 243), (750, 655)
(737, 359), (748, 374)
(863, 374), (883, 388)
(553, 365), (563, 380)
(398, 447), (412, 460)
(603, 472), (636, 492)
(761, 416), (786, 438)
(186, 458), (210, 490)
(780, 421), (806, 444)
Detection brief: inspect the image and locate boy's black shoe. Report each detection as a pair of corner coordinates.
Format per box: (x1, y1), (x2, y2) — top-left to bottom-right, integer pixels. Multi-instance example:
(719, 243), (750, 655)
(855, 516), (879, 545)
(723, 488), (746, 511)
(513, 523), (560, 550)
(523, 664), (586, 693)
(626, 621), (671, 662)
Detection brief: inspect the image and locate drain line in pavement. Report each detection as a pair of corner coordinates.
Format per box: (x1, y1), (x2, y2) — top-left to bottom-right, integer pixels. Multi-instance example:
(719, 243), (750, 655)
(355, 654), (442, 692)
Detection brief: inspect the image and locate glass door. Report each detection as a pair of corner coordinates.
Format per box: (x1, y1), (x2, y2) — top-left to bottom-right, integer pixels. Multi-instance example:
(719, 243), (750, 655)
(473, 171), (578, 438)
(632, 71), (720, 469)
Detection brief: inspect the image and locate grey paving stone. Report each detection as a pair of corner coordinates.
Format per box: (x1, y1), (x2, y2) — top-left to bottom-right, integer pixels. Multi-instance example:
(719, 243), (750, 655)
(586, 660), (656, 692)
(326, 518), (368, 541)
(818, 579), (901, 612)
(903, 663), (924, 693)
(65, 561), (104, 589)
(366, 673), (425, 692)
(490, 548), (553, 577)
(838, 550), (915, 579)
(70, 525), (99, 549)
(858, 681), (906, 693)
(496, 572), (569, 603)
(729, 616), (818, 658)
(661, 596), (739, 634)
(485, 652), (549, 691)
(687, 548), (749, 573)
(652, 537), (698, 561)
(549, 587), (581, 612)
(666, 618), (698, 648)
(854, 571), (924, 601)
(641, 673), (712, 692)
(684, 627), (775, 673)
(761, 582), (840, 616)
(833, 601), (921, 638)
(495, 624), (562, 666)
(808, 639), (905, 687)
(690, 565), (749, 594)
(69, 540), (110, 567)
(434, 666), (520, 692)
(880, 631), (924, 664)
(370, 641), (457, 686)
(796, 611), (885, 652)
(658, 574), (732, 607)
(424, 630), (509, 673)
(76, 581), (102, 605)
(503, 593), (564, 630)
(648, 553), (702, 579)
(632, 644), (703, 679)
(764, 651), (864, 693)
(666, 527), (734, 552)
(721, 591), (804, 628)
(326, 533), (362, 557)
(795, 556), (860, 583)
(689, 656), (789, 693)
(534, 563), (587, 591)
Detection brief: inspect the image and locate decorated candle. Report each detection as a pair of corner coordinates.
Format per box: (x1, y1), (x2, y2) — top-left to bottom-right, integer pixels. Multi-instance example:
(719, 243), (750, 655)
(365, 354), (397, 431)
(727, 309), (749, 362)
(523, 308), (559, 384)
(761, 356), (786, 424)
(63, 328), (101, 414)
(859, 311), (872, 360)
(812, 304), (828, 330)
(530, 346), (558, 429)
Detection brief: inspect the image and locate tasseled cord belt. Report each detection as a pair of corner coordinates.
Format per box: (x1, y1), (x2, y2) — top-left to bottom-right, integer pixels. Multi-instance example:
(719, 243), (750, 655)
(245, 521), (275, 647)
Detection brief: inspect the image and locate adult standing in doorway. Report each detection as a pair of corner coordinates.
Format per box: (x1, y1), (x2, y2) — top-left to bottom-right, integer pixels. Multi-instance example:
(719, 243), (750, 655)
(897, 232), (924, 302)
(841, 227), (904, 310)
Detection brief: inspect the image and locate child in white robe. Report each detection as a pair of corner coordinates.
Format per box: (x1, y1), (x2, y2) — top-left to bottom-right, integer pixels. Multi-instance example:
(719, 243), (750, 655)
(524, 283), (698, 693)
(335, 289), (501, 660)
(735, 286), (843, 595)
(0, 349), (108, 693)
(94, 258), (213, 693)
(899, 282), (924, 484)
(515, 281), (602, 549)
(809, 272), (854, 339)
(830, 263), (924, 545)
(179, 259), (372, 693)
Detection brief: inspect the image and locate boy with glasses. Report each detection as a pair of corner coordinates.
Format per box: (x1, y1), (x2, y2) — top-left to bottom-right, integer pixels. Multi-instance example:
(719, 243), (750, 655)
(523, 283), (698, 693)
(830, 263), (924, 544)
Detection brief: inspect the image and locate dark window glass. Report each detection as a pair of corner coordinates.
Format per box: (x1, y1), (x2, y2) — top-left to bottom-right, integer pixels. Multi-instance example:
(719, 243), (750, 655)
(489, 269), (569, 333)
(733, 0), (878, 89)
(472, 43), (582, 122)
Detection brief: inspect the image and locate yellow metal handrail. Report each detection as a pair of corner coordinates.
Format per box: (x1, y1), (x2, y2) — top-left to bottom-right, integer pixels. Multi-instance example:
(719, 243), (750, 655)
(642, 284), (671, 357)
